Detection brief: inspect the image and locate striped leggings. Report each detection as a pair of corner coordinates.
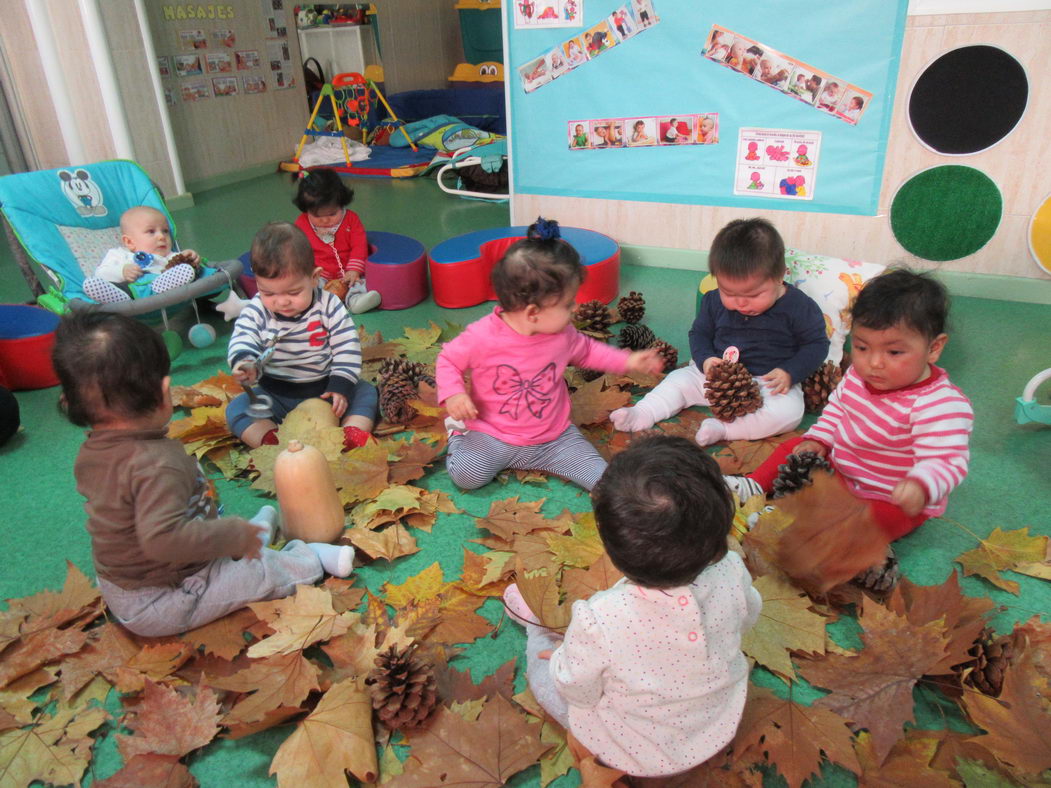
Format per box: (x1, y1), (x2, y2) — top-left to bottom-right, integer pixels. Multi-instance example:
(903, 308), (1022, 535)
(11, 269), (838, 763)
(446, 424), (607, 491)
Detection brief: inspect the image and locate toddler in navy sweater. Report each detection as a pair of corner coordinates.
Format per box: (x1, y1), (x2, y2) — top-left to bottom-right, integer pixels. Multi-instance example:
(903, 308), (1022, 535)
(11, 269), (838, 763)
(612, 218), (828, 446)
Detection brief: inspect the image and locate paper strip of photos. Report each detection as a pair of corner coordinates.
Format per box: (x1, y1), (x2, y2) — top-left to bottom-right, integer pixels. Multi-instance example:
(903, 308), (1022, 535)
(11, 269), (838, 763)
(518, 0), (659, 93)
(568, 113), (719, 150)
(701, 24), (872, 126)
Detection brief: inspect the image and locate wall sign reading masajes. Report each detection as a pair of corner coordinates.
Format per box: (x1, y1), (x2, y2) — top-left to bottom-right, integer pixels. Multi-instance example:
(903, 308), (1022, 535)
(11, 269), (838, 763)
(702, 24), (872, 126)
(734, 128), (822, 201)
(567, 114), (719, 149)
(517, 0), (659, 93)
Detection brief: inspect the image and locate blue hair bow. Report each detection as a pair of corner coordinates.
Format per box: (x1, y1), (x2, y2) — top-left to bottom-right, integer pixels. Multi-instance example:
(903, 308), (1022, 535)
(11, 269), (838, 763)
(533, 217), (561, 241)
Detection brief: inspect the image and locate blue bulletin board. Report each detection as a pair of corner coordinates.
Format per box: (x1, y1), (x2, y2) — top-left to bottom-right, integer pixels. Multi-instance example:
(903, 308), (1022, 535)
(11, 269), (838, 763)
(506, 0), (909, 215)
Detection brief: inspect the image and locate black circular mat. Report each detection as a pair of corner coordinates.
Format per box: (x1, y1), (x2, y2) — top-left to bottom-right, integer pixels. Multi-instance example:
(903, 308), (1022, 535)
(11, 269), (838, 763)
(908, 45), (1028, 155)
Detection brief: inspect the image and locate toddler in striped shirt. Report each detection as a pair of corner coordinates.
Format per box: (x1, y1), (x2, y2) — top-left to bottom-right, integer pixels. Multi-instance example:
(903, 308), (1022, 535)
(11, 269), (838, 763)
(727, 268), (973, 542)
(227, 222), (378, 449)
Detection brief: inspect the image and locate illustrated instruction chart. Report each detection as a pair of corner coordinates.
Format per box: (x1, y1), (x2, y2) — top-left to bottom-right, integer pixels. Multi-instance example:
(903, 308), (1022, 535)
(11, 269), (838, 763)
(734, 127), (821, 201)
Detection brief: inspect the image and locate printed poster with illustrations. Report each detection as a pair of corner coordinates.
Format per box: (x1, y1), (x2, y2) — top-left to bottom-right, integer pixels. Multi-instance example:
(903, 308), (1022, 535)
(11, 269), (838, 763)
(734, 128), (821, 201)
(514, 0), (583, 28)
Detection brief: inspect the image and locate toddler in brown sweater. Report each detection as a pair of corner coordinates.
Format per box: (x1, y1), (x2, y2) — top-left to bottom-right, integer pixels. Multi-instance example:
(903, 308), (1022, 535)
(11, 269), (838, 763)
(53, 311), (354, 637)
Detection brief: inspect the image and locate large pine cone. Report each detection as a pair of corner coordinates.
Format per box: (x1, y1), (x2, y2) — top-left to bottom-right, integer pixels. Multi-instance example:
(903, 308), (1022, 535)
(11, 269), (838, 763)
(572, 300), (613, 334)
(704, 361), (761, 421)
(617, 323), (656, 351)
(651, 339), (678, 373)
(367, 644), (439, 731)
(953, 628), (1022, 697)
(379, 358), (435, 387)
(803, 360), (843, 412)
(615, 291), (646, 324)
(852, 549), (901, 594)
(379, 375), (419, 424)
(771, 451), (833, 499)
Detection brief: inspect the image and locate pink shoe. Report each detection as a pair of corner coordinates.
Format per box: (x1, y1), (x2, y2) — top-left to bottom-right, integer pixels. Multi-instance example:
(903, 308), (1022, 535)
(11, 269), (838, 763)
(503, 583), (541, 626)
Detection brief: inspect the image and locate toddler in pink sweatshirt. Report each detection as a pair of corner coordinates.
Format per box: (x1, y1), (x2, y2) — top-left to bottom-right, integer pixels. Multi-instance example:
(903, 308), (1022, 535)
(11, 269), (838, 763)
(436, 218), (662, 490)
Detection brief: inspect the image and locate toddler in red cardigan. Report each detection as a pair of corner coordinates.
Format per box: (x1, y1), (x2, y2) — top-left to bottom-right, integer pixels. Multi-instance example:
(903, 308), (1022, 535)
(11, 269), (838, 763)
(293, 168), (381, 314)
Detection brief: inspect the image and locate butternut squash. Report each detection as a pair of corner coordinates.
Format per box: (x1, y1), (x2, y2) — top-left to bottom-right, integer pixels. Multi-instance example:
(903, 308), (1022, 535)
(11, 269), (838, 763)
(283, 397), (340, 434)
(274, 440), (346, 543)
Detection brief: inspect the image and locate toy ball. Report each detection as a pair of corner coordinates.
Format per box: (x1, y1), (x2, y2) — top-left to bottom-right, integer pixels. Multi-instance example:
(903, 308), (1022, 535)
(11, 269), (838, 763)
(162, 329), (183, 360)
(188, 322), (217, 348)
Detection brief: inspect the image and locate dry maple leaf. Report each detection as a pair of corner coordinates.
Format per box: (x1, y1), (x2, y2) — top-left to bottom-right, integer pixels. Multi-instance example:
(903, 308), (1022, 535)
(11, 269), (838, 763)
(733, 684), (859, 788)
(885, 572), (994, 675)
(117, 679), (221, 760)
(459, 548), (514, 597)
(387, 694), (550, 788)
(437, 660), (517, 706)
(336, 440), (392, 505)
(9, 563), (101, 631)
(565, 730), (629, 787)
(740, 574), (827, 681)
(181, 607), (258, 661)
(384, 563), (448, 609)
(545, 512), (604, 569)
(561, 553), (623, 607)
(269, 676), (378, 786)
(1, 668), (60, 726)
(321, 576), (367, 614)
(344, 522), (420, 562)
(570, 377), (633, 427)
(476, 496), (565, 546)
(0, 626), (91, 690)
(113, 641), (194, 694)
(962, 650), (1051, 778)
(386, 438), (444, 485)
(58, 621), (139, 700)
(955, 526), (1049, 595)
(773, 472), (890, 593)
(0, 701), (107, 788)
(95, 753), (198, 788)
(167, 406), (229, 444)
(424, 587), (494, 646)
(710, 431), (804, 475)
(797, 601), (949, 766)
(247, 585), (354, 658)
(206, 651), (320, 725)
(515, 552), (572, 631)
(853, 729), (957, 788)
(392, 322), (443, 364)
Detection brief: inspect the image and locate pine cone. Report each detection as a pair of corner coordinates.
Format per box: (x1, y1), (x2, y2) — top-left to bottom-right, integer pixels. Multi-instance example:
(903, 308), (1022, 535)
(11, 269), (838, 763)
(954, 628), (1022, 697)
(165, 251), (200, 272)
(367, 644), (439, 731)
(651, 339), (679, 373)
(576, 367), (605, 383)
(771, 451), (833, 499)
(572, 300), (613, 334)
(852, 549), (901, 594)
(617, 323), (656, 351)
(803, 361), (844, 412)
(323, 278), (349, 301)
(704, 361), (761, 421)
(615, 291), (646, 324)
(379, 375), (419, 424)
(379, 358), (435, 388)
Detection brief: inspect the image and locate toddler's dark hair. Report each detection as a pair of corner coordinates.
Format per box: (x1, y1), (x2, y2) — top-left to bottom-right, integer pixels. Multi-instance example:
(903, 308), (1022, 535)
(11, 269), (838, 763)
(851, 267), (949, 340)
(709, 217), (786, 281)
(491, 218), (585, 311)
(250, 221), (315, 279)
(292, 168), (354, 214)
(592, 435), (734, 588)
(52, 311), (170, 427)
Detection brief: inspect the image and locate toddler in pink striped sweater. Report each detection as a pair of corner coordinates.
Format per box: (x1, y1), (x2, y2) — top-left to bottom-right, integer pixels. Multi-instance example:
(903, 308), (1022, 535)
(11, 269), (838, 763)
(728, 268), (973, 543)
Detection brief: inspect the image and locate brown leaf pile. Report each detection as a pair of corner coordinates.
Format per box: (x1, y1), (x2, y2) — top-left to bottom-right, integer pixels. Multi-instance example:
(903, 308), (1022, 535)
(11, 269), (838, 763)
(7, 320), (1048, 788)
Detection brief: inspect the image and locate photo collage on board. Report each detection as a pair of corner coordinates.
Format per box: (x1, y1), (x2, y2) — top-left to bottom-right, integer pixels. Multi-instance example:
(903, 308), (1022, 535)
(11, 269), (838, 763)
(518, 0), (659, 92)
(701, 24), (872, 125)
(569, 113), (719, 150)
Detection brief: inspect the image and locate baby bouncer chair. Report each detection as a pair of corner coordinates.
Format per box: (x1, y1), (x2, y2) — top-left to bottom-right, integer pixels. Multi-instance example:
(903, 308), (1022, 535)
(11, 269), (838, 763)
(0, 160), (242, 349)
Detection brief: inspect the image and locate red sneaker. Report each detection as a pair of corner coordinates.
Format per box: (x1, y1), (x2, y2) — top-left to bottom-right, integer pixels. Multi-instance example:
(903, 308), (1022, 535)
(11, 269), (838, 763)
(261, 428), (280, 446)
(343, 426), (372, 449)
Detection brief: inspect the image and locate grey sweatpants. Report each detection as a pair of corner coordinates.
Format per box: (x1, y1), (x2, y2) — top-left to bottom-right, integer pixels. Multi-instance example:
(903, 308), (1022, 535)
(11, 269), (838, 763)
(97, 541), (323, 637)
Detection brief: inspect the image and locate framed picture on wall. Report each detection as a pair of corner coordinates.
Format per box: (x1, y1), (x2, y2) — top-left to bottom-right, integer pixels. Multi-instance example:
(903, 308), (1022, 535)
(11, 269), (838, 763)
(235, 50), (260, 70)
(212, 76), (239, 97)
(206, 53), (233, 74)
(157, 56), (171, 78)
(174, 54), (203, 78)
(243, 76), (267, 94)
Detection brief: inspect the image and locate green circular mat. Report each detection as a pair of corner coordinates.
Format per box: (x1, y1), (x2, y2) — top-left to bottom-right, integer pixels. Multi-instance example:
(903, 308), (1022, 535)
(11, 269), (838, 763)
(890, 166), (1002, 261)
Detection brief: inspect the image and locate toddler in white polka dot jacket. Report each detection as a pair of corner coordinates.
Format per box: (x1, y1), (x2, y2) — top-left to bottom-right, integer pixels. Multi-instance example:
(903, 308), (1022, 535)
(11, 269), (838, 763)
(504, 435), (762, 778)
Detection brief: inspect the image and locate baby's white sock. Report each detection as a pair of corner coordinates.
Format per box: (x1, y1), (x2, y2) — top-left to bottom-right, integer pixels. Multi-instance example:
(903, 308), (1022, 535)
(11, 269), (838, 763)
(695, 418), (727, 446)
(249, 505), (279, 547)
(307, 543), (355, 577)
(610, 401), (657, 432)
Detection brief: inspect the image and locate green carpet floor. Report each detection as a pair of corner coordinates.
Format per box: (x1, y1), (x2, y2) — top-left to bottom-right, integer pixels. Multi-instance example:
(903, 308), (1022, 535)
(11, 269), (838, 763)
(1, 173), (1049, 786)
